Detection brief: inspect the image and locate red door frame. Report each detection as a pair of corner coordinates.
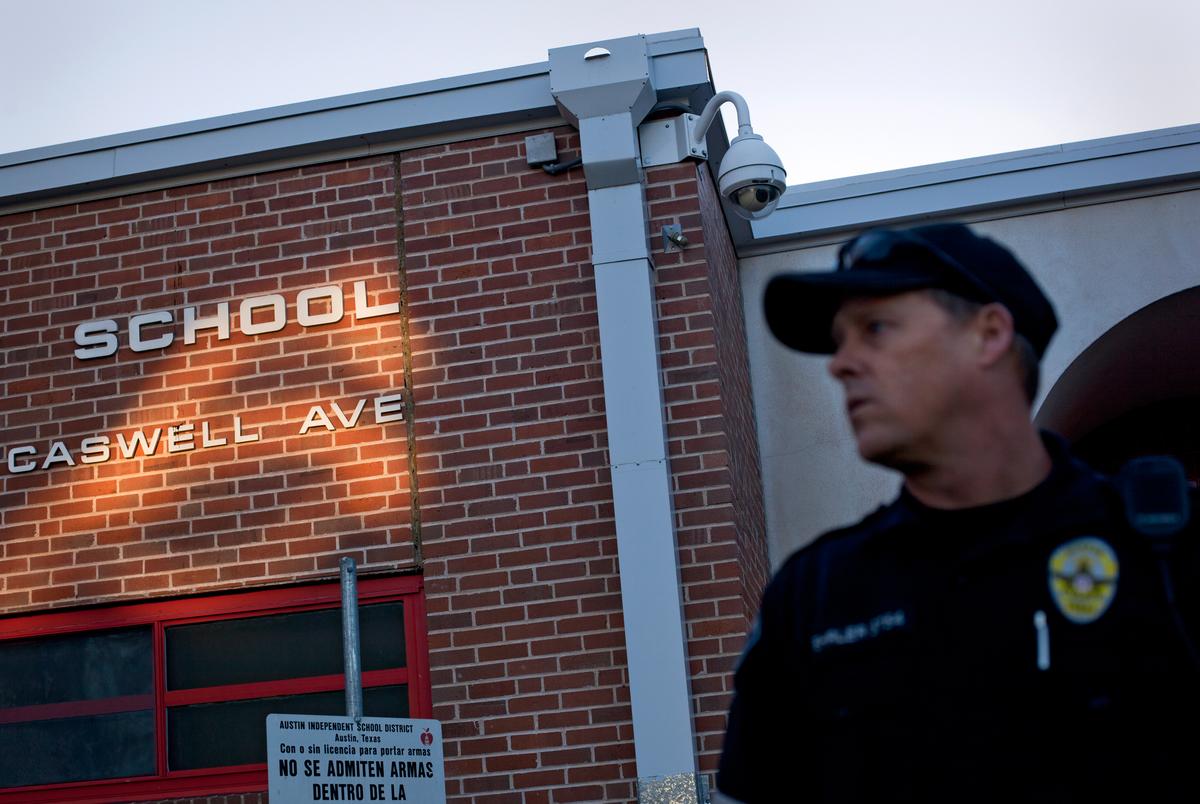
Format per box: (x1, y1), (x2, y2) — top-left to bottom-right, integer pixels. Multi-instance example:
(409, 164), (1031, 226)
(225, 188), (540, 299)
(0, 573), (430, 803)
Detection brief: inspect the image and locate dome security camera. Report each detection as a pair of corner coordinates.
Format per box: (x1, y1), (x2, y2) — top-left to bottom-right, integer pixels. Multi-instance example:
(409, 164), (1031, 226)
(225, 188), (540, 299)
(684, 90), (788, 221)
(717, 132), (787, 220)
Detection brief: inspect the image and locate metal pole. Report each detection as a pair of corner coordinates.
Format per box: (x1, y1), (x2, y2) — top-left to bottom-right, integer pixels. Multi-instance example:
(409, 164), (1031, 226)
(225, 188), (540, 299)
(340, 556), (363, 721)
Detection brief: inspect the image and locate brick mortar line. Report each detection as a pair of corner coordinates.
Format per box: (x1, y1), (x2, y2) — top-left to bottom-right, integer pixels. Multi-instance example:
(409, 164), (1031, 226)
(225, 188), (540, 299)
(0, 454), (407, 482)
(404, 261), (592, 285)
(5, 502), (611, 532)
(4, 226), (393, 254)
(3, 278), (398, 309)
(0, 386), (404, 413)
(0, 410), (408, 441)
(420, 384), (602, 405)
(5, 399), (405, 420)
(405, 290), (598, 316)
(8, 564), (419, 608)
(0, 399), (408, 433)
(1, 496), (413, 521)
(2, 241), (396, 273)
(3, 490), (402, 510)
(4, 217), (397, 257)
(0, 519), (409, 546)
(417, 364), (604, 386)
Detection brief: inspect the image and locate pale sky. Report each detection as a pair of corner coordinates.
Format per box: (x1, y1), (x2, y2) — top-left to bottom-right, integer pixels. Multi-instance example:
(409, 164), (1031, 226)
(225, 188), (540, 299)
(2, 0), (1198, 185)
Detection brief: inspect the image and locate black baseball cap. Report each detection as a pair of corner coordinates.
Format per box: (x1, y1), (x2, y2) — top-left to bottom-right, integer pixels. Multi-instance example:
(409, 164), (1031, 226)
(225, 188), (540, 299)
(764, 222), (1058, 357)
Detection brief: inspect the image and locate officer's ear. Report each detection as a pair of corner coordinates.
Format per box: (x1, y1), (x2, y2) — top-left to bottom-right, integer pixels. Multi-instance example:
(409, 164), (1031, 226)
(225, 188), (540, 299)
(972, 303), (1016, 368)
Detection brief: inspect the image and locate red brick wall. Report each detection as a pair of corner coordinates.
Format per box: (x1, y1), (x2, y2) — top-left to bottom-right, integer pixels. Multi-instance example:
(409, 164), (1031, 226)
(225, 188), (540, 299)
(690, 164), (771, 639)
(0, 155), (413, 613)
(400, 129), (636, 802)
(644, 162), (770, 771)
(404, 132), (767, 801)
(0, 127), (767, 802)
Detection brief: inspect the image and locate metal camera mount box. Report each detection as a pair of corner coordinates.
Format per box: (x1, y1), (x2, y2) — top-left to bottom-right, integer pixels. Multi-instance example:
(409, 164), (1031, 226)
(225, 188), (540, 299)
(639, 113), (707, 167)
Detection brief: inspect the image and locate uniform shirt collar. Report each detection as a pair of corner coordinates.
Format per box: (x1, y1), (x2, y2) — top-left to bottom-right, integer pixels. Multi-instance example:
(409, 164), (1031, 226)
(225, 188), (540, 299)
(885, 431), (1104, 551)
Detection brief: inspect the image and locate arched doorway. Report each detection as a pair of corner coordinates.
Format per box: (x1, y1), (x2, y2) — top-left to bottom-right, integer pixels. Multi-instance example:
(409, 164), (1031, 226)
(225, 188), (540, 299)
(1036, 286), (1200, 482)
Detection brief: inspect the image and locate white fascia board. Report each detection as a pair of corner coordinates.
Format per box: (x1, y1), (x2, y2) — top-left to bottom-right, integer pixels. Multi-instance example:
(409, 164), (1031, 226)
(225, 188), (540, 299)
(745, 123), (1200, 252)
(0, 29), (710, 210)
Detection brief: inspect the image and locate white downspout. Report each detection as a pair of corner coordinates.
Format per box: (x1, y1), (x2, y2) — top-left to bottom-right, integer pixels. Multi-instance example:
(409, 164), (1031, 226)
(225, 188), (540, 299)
(549, 35), (705, 804)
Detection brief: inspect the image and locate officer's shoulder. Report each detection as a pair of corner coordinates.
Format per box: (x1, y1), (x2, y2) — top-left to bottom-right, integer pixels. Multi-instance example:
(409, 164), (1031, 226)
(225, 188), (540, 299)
(1058, 448), (1124, 514)
(774, 500), (901, 579)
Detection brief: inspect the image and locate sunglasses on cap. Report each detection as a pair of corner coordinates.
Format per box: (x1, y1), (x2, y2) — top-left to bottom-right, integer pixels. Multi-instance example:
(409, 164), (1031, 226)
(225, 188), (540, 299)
(837, 228), (1001, 304)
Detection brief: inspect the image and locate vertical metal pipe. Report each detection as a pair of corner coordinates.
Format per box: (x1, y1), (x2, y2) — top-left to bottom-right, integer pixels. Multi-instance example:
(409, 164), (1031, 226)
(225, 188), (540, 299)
(340, 556), (363, 721)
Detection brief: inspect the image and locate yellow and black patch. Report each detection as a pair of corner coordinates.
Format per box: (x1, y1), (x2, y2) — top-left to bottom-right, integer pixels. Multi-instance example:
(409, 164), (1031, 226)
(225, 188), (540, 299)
(1048, 537), (1119, 624)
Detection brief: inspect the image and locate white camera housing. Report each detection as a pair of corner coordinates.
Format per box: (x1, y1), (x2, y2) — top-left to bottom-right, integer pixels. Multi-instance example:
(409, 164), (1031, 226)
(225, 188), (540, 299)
(636, 91), (788, 220)
(717, 133), (787, 220)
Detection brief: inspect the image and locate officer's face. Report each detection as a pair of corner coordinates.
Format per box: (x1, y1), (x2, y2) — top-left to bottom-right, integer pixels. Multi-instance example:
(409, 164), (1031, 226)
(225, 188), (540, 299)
(828, 291), (977, 468)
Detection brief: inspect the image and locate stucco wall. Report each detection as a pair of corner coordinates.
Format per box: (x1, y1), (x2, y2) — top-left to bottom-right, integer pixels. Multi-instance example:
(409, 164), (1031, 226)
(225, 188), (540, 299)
(740, 187), (1200, 565)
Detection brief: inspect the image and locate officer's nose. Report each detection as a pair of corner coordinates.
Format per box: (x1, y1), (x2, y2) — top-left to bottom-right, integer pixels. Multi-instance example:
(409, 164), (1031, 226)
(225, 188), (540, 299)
(828, 339), (858, 382)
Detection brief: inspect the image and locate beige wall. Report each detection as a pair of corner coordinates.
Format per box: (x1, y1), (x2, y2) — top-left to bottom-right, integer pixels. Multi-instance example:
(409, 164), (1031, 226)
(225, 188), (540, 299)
(741, 188), (1200, 566)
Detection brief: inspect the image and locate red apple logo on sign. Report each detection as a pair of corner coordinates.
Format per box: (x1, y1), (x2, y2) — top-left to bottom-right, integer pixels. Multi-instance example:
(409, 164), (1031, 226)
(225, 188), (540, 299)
(421, 728), (433, 746)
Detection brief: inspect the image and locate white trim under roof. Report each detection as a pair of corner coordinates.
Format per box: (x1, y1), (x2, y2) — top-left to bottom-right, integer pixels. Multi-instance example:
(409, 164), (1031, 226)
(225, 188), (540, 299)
(743, 123), (1200, 255)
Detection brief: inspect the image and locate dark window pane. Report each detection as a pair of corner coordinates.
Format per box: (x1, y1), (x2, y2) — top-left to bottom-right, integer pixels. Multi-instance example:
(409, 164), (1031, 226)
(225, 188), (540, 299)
(166, 603), (405, 690)
(363, 603), (407, 669)
(167, 685), (409, 770)
(0, 709), (155, 788)
(0, 627), (151, 708)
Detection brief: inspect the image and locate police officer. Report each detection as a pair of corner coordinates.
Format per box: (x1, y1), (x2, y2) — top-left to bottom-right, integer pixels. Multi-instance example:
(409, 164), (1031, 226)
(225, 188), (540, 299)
(717, 223), (1200, 803)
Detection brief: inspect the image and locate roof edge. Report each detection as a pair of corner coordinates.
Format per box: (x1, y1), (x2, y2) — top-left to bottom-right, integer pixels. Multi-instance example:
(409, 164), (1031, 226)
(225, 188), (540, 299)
(0, 61), (551, 170)
(745, 123), (1200, 252)
(0, 28), (711, 212)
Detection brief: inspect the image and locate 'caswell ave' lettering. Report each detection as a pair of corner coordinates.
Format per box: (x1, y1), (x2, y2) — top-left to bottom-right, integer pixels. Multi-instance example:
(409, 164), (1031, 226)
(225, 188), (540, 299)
(3, 394), (404, 475)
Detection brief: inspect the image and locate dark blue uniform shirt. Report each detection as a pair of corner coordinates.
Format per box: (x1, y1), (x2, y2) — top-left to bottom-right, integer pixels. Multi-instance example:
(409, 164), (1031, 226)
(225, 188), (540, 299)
(718, 435), (1200, 802)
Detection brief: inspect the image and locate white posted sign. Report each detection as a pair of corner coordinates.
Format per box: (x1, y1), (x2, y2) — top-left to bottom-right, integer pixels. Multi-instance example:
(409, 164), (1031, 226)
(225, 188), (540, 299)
(267, 714), (444, 803)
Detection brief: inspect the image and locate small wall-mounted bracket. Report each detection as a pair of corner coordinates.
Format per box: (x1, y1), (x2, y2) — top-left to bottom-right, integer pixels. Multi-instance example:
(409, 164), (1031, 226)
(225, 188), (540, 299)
(661, 224), (688, 252)
(639, 114), (707, 167)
